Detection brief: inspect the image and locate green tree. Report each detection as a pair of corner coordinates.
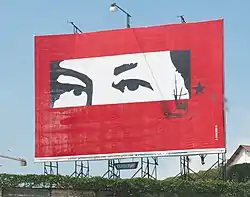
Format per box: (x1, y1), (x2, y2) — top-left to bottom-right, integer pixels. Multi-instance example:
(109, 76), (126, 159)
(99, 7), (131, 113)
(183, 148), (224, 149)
(227, 163), (250, 182)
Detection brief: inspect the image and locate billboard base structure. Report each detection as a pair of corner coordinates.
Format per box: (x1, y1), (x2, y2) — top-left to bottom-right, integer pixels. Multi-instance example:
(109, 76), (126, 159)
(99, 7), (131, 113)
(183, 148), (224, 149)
(42, 152), (226, 180)
(102, 159), (121, 179)
(102, 157), (159, 179)
(42, 157), (159, 179)
(131, 157), (158, 179)
(43, 162), (59, 175)
(175, 152), (227, 181)
(43, 161), (90, 177)
(70, 161), (90, 177)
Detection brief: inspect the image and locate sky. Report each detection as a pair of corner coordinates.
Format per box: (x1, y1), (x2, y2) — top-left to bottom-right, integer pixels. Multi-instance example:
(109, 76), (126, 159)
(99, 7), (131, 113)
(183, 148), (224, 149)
(0, 0), (250, 179)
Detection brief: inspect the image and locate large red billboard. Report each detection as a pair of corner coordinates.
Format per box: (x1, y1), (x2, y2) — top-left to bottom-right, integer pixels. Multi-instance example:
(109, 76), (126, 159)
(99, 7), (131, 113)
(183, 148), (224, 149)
(35, 19), (225, 162)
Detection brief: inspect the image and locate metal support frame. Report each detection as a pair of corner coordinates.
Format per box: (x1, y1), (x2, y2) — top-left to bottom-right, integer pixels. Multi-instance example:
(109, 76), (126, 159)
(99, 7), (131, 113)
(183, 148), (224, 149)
(70, 161), (90, 177)
(141, 157), (158, 179)
(43, 162), (59, 175)
(180, 156), (190, 180)
(103, 157), (158, 179)
(218, 153), (227, 180)
(41, 154), (225, 180)
(68, 21), (83, 34)
(131, 157), (158, 179)
(178, 153), (226, 181)
(177, 15), (186, 23)
(103, 159), (121, 179)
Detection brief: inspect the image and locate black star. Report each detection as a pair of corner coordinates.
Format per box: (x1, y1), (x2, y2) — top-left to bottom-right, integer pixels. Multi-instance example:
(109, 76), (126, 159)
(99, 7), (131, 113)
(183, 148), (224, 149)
(192, 82), (205, 95)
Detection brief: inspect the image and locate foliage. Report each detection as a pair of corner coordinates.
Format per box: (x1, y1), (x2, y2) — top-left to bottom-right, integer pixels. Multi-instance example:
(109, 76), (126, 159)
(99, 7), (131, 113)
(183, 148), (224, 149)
(1, 173), (250, 197)
(227, 163), (250, 183)
(186, 168), (221, 181)
(164, 168), (221, 182)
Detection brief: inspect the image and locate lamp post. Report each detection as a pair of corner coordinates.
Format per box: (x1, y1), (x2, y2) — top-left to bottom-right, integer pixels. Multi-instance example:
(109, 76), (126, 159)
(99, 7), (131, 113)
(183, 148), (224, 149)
(109, 3), (131, 28)
(177, 15), (186, 23)
(67, 21), (83, 34)
(0, 154), (27, 166)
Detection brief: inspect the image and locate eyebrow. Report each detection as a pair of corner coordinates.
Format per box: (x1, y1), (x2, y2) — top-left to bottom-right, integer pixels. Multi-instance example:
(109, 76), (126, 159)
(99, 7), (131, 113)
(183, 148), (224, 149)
(113, 63), (138, 76)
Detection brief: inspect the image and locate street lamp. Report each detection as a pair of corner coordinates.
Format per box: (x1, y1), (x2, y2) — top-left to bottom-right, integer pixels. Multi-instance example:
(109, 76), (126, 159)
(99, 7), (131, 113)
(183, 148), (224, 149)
(0, 154), (27, 167)
(20, 159), (27, 166)
(109, 3), (131, 28)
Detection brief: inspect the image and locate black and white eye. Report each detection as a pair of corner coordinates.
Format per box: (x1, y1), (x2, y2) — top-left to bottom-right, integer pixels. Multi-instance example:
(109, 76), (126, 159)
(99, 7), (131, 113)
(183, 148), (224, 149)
(112, 79), (153, 93)
(50, 60), (93, 108)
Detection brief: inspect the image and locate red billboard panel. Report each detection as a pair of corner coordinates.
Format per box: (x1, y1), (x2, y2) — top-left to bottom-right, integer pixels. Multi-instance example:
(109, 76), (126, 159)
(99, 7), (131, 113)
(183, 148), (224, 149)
(35, 19), (225, 161)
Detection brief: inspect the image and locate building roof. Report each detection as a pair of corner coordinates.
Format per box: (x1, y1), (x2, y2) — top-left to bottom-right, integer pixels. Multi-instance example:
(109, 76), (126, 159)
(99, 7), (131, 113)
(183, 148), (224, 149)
(226, 145), (250, 167)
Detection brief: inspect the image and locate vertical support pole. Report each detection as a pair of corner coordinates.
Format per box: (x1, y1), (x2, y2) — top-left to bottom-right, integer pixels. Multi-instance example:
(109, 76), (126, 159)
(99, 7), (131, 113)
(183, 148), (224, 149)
(126, 14), (131, 28)
(43, 162), (59, 175)
(70, 161), (90, 177)
(102, 159), (120, 179)
(140, 157), (158, 179)
(180, 156), (190, 180)
(218, 153), (226, 180)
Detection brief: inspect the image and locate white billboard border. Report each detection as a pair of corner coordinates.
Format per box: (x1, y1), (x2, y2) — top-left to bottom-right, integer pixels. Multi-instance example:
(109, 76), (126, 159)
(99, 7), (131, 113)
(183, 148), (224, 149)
(34, 148), (226, 162)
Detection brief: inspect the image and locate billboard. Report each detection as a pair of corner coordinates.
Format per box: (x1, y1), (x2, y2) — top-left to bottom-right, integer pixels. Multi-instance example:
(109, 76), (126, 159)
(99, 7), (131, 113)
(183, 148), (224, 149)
(35, 19), (225, 162)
